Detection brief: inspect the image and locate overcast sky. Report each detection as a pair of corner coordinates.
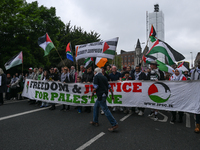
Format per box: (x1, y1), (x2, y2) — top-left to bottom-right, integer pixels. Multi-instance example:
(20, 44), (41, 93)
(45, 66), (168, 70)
(27, 0), (200, 66)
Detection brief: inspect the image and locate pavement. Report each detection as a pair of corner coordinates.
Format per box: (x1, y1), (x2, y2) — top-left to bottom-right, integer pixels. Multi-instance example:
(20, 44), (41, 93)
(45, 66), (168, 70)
(0, 99), (200, 150)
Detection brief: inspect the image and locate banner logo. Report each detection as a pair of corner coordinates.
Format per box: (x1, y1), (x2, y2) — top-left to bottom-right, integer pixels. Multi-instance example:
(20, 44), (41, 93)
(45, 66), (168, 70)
(148, 82), (171, 103)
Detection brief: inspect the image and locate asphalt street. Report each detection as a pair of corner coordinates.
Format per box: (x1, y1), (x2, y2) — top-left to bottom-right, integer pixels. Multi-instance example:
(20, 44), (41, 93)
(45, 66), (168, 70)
(0, 99), (200, 150)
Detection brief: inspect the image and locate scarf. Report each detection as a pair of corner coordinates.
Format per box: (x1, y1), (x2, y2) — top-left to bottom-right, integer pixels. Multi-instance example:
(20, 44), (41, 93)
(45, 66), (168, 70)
(196, 67), (200, 74)
(70, 69), (76, 79)
(61, 72), (69, 82)
(134, 71), (141, 80)
(171, 68), (184, 81)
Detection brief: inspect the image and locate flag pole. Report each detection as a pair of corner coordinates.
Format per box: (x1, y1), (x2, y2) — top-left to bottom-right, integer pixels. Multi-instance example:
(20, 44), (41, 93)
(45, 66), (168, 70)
(22, 51), (23, 76)
(75, 59), (78, 83)
(55, 47), (65, 66)
(75, 46), (79, 83)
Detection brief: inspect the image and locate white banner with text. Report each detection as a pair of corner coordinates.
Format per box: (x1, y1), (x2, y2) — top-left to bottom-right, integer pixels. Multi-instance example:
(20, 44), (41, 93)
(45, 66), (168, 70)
(22, 79), (200, 114)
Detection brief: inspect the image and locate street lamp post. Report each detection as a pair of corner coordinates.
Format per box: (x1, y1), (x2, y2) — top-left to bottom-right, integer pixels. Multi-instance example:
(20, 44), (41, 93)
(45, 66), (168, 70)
(190, 52), (193, 68)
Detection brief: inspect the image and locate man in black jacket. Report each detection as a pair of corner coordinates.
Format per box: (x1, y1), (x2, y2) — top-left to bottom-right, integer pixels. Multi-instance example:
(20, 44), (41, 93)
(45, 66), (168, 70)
(82, 66), (94, 83)
(131, 65), (146, 80)
(82, 66), (94, 113)
(90, 68), (118, 132)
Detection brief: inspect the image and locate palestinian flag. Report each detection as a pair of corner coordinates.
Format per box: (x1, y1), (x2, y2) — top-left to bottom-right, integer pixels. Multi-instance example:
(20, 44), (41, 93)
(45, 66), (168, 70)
(142, 55), (156, 64)
(5, 51), (23, 70)
(102, 37), (119, 57)
(66, 42), (73, 62)
(149, 25), (157, 42)
(178, 61), (188, 72)
(146, 39), (185, 65)
(84, 57), (94, 68)
(95, 57), (108, 68)
(156, 60), (175, 74)
(38, 33), (55, 56)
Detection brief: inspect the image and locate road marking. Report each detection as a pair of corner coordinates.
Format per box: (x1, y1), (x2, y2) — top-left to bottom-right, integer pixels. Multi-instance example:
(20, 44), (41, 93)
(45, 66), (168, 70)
(149, 111), (168, 122)
(0, 104), (61, 121)
(185, 113), (191, 128)
(158, 111), (168, 122)
(76, 132), (105, 150)
(120, 113), (132, 121)
(4, 99), (28, 104)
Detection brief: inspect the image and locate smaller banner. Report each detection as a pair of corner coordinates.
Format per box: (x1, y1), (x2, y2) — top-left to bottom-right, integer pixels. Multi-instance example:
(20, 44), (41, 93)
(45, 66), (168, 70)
(75, 37), (118, 61)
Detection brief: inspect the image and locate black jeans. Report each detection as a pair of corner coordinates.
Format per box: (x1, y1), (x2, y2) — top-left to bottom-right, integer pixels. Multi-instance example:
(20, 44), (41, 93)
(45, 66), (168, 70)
(0, 93), (4, 104)
(171, 111), (184, 121)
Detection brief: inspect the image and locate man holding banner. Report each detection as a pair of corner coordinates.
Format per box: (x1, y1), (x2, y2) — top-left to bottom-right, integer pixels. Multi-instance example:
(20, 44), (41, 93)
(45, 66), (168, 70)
(90, 68), (118, 132)
(147, 60), (165, 121)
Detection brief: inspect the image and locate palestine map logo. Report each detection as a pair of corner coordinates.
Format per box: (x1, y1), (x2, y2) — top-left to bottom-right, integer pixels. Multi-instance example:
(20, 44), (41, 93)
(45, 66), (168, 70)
(148, 82), (171, 103)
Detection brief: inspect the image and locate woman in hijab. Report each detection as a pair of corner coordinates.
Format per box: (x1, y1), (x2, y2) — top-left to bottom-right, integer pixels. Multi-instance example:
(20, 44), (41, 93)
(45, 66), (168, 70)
(169, 68), (187, 81)
(169, 68), (186, 124)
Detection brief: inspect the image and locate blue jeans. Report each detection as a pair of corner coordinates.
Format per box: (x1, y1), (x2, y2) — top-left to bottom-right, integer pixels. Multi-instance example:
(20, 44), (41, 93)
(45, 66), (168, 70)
(93, 96), (117, 126)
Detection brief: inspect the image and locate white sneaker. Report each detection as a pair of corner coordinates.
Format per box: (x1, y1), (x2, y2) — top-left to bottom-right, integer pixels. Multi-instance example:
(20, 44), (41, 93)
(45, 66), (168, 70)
(112, 107), (116, 112)
(138, 110), (144, 116)
(101, 110), (104, 115)
(154, 116), (158, 121)
(135, 108), (139, 114)
(119, 107), (124, 112)
(148, 112), (154, 117)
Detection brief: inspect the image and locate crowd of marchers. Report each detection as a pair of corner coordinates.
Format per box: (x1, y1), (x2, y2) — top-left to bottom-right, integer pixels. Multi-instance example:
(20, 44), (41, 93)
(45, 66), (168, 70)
(0, 60), (200, 133)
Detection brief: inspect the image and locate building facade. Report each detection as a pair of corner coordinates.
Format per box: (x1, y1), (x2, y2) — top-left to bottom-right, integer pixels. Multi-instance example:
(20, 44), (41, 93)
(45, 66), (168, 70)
(120, 39), (142, 69)
(148, 4), (165, 63)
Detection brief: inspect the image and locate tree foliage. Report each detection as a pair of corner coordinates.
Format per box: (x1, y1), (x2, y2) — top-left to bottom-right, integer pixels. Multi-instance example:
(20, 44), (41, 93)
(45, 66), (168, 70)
(0, 0), (100, 75)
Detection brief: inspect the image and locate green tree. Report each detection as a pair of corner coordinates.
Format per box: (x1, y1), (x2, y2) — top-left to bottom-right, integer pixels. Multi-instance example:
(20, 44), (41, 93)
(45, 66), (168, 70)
(0, 0), (100, 75)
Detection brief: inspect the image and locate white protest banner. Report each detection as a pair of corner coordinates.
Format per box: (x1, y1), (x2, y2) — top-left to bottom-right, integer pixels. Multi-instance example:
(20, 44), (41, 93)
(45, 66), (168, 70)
(22, 79), (200, 114)
(75, 37), (119, 61)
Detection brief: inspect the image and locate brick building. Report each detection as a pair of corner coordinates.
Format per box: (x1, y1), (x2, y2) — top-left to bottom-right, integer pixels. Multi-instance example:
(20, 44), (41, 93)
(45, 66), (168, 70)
(120, 39), (142, 69)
